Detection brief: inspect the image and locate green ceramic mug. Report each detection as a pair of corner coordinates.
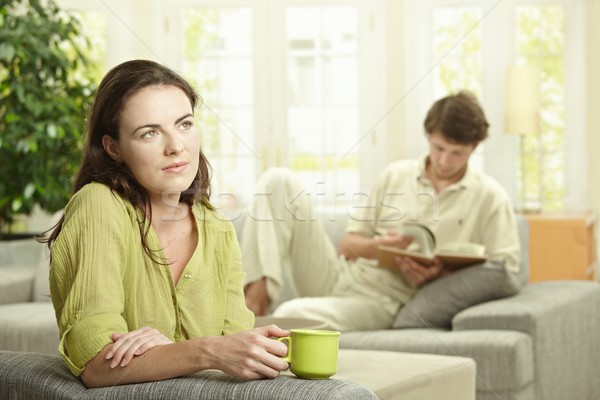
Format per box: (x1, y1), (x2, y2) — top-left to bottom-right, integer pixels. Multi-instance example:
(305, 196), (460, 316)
(278, 329), (341, 379)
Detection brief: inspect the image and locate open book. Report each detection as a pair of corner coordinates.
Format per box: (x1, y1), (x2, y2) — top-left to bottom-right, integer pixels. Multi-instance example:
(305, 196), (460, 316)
(377, 223), (487, 271)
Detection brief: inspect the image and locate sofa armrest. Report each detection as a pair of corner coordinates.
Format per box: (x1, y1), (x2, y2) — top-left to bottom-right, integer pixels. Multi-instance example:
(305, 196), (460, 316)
(0, 266), (35, 305)
(453, 280), (600, 331)
(0, 350), (378, 400)
(453, 280), (600, 400)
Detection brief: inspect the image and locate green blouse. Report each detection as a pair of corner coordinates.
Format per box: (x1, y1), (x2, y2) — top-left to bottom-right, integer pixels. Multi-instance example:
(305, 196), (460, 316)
(49, 182), (254, 376)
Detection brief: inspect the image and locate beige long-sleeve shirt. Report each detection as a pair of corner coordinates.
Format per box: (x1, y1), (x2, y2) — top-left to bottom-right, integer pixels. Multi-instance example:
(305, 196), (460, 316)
(342, 156), (521, 304)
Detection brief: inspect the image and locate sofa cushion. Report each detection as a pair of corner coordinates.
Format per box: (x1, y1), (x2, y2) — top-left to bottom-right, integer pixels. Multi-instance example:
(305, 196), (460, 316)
(32, 251), (51, 303)
(0, 238), (45, 267)
(393, 260), (520, 330)
(0, 265), (36, 304)
(340, 328), (534, 393)
(0, 302), (59, 354)
(0, 238), (49, 303)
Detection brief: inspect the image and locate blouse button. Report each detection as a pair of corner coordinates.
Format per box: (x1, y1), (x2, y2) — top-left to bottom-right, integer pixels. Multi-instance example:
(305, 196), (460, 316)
(184, 272), (192, 279)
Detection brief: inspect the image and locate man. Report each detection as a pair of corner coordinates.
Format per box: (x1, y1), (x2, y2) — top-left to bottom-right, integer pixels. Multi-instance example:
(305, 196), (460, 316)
(242, 91), (520, 331)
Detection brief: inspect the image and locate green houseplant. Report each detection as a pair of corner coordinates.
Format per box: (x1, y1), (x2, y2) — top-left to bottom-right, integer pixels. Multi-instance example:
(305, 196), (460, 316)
(0, 0), (96, 236)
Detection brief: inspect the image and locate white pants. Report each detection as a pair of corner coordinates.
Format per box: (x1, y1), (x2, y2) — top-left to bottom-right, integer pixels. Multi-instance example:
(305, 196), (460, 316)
(241, 168), (403, 331)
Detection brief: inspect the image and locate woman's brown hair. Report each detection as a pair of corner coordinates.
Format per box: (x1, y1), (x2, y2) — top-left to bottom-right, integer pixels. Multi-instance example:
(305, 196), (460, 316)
(46, 60), (212, 260)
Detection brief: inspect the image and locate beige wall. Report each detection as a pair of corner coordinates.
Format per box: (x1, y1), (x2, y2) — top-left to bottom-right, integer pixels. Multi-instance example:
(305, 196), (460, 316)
(587, 0), (600, 261)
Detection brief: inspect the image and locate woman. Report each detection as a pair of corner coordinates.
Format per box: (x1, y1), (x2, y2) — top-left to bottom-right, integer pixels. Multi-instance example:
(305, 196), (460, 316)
(47, 59), (289, 388)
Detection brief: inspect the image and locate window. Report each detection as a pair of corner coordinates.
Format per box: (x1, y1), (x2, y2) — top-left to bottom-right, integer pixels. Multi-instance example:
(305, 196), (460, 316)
(54, 0), (380, 211)
(285, 6), (360, 200)
(181, 7), (256, 207)
(432, 6), (484, 172)
(176, 1), (366, 209)
(432, 7), (483, 98)
(515, 5), (565, 211)
(56, 1), (108, 81)
(68, 10), (108, 83)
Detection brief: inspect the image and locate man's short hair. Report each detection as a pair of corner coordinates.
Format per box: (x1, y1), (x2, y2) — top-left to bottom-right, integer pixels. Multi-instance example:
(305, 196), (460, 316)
(423, 90), (489, 144)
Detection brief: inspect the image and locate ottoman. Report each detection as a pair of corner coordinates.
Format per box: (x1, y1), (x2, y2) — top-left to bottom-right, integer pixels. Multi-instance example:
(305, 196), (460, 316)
(330, 349), (476, 400)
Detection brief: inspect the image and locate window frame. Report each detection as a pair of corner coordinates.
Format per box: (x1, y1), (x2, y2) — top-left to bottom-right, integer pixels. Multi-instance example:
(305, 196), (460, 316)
(166, 0), (387, 203)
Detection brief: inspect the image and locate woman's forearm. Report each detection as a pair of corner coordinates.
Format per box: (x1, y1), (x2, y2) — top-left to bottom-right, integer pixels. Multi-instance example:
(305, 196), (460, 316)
(80, 325), (290, 388)
(81, 338), (208, 388)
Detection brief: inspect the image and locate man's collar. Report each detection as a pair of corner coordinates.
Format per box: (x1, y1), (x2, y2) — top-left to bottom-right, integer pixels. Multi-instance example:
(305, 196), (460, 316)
(417, 154), (476, 190)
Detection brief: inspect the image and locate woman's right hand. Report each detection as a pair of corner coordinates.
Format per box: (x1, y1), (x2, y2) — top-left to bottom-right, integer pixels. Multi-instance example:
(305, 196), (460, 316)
(203, 324), (290, 380)
(82, 324), (289, 388)
(106, 326), (173, 368)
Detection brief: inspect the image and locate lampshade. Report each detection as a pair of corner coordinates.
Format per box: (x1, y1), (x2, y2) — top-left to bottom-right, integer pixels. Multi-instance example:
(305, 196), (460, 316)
(504, 64), (540, 135)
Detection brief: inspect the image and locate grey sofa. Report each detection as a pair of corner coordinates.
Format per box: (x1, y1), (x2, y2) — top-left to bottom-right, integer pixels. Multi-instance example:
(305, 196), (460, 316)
(231, 213), (600, 400)
(1, 215), (600, 400)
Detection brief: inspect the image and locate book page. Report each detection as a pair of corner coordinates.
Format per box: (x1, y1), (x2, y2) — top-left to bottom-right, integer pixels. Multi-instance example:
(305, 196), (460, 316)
(438, 242), (485, 256)
(399, 224), (436, 255)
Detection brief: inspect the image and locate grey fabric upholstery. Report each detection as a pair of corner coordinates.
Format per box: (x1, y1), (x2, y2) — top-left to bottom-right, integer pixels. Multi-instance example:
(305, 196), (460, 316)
(0, 241), (57, 355)
(453, 280), (600, 400)
(0, 265), (36, 304)
(340, 279), (600, 400)
(0, 238), (47, 268)
(0, 302), (58, 354)
(393, 260), (521, 329)
(390, 214), (532, 327)
(33, 256), (52, 303)
(0, 351), (378, 400)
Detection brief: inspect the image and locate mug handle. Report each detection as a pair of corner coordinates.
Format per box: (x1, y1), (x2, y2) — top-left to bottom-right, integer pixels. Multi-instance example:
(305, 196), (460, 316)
(277, 336), (292, 362)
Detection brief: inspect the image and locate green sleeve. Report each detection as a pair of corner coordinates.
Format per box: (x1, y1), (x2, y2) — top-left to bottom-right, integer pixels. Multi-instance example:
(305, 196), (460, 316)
(50, 183), (130, 376)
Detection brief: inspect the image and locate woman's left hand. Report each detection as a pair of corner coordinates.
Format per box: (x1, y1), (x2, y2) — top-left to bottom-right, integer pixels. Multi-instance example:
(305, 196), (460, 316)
(105, 326), (173, 368)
